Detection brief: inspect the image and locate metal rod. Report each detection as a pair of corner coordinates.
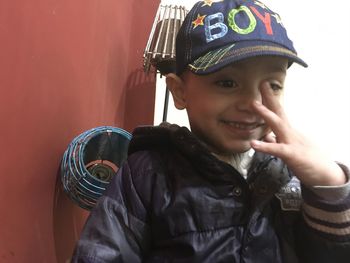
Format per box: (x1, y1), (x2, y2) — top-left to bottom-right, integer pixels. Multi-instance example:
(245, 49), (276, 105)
(143, 4), (162, 72)
(162, 5), (173, 58)
(144, 4), (161, 54)
(153, 5), (168, 59)
(171, 6), (178, 58)
(162, 87), (170, 122)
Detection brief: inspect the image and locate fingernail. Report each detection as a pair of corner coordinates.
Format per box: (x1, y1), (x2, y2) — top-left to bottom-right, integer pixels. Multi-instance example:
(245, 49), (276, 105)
(253, 100), (262, 106)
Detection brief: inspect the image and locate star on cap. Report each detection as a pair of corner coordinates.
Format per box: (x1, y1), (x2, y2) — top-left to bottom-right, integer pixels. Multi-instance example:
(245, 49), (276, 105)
(272, 13), (284, 27)
(192, 14), (206, 29)
(202, 0), (224, 7)
(254, 0), (268, 9)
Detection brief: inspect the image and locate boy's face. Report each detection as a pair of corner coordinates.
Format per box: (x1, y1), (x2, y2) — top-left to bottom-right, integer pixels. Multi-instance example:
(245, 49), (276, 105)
(168, 56), (288, 155)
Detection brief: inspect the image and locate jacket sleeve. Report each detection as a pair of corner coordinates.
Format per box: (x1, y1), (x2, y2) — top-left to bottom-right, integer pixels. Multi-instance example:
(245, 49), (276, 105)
(297, 164), (350, 262)
(71, 156), (151, 263)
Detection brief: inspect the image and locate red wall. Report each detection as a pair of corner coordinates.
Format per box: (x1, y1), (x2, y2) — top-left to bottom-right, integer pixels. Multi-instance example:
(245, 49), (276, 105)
(0, 0), (159, 262)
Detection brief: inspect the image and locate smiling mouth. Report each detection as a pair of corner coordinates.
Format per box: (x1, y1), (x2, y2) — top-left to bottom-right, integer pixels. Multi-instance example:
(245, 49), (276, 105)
(222, 121), (264, 130)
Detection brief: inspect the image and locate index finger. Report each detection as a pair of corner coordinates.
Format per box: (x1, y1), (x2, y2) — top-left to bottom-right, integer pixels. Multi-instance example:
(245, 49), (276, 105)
(252, 100), (289, 142)
(260, 82), (287, 120)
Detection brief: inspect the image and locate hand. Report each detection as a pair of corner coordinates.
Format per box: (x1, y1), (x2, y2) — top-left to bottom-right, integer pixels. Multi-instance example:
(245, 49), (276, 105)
(250, 82), (346, 187)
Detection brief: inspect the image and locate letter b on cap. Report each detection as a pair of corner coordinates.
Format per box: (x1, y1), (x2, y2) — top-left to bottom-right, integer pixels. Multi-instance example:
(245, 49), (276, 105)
(205, 13), (228, 43)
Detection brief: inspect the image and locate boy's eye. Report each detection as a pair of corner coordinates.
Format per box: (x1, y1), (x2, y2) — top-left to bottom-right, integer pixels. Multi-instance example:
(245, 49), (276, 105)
(215, 80), (238, 88)
(270, 83), (283, 91)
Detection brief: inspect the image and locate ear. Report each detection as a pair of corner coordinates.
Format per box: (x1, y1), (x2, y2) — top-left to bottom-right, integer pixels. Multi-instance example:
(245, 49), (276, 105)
(166, 73), (187, 110)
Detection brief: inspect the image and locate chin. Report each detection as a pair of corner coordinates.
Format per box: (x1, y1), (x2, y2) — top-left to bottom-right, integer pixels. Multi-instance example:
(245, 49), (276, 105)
(220, 142), (252, 155)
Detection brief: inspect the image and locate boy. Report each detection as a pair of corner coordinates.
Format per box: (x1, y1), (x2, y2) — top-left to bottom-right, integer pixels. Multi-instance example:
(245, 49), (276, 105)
(72, 0), (350, 262)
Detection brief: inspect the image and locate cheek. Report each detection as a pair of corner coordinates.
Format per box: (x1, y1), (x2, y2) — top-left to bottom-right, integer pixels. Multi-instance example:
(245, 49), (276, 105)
(187, 98), (218, 115)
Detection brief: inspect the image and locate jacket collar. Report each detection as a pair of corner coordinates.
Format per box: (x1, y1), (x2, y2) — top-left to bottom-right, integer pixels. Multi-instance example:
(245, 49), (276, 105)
(128, 123), (292, 188)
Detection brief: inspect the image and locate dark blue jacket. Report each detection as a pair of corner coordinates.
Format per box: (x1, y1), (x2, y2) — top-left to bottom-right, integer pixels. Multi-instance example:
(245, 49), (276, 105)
(72, 124), (350, 262)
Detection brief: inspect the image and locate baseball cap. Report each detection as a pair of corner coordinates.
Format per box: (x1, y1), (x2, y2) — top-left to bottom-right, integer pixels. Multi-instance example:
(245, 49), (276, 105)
(176, 0), (307, 75)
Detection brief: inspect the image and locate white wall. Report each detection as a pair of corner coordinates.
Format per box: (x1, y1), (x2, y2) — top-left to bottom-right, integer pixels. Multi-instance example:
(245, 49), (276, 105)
(155, 0), (350, 165)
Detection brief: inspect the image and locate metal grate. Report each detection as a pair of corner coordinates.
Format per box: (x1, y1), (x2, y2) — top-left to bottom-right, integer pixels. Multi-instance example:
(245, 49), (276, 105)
(143, 4), (188, 75)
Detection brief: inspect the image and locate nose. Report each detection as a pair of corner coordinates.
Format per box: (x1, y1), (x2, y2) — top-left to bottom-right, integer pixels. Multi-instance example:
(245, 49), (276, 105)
(235, 85), (262, 112)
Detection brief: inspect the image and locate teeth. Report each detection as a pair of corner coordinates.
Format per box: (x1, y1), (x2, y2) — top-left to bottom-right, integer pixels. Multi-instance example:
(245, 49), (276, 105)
(225, 122), (260, 130)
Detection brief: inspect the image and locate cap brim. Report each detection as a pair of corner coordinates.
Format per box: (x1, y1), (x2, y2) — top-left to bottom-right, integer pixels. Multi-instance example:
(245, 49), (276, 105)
(188, 40), (308, 75)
